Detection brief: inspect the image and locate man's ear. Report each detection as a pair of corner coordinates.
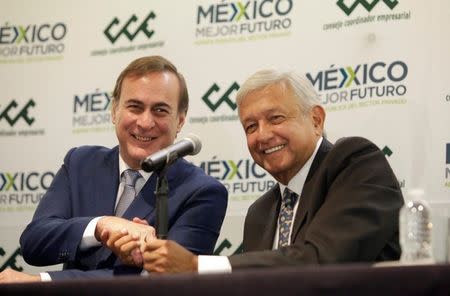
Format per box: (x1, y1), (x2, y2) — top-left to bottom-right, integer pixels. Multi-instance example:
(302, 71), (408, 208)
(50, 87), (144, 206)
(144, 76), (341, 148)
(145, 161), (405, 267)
(176, 111), (186, 133)
(111, 99), (117, 124)
(311, 105), (325, 134)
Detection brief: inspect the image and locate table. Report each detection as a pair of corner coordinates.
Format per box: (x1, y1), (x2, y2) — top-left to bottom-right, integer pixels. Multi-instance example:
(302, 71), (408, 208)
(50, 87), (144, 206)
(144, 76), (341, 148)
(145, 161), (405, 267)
(1, 263), (450, 295)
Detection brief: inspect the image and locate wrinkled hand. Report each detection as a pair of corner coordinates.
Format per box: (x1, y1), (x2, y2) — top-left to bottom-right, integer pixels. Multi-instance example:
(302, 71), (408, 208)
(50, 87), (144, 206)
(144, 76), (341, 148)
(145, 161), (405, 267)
(142, 239), (198, 273)
(0, 268), (40, 284)
(97, 216), (155, 267)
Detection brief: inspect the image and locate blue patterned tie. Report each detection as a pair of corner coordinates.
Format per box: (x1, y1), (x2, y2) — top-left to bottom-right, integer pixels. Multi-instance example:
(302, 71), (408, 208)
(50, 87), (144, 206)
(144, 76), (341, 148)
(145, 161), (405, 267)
(115, 169), (141, 217)
(278, 188), (298, 248)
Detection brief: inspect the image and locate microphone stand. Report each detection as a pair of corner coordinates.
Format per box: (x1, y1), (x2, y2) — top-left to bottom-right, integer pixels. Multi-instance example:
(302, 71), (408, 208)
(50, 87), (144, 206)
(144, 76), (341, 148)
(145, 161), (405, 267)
(154, 165), (169, 239)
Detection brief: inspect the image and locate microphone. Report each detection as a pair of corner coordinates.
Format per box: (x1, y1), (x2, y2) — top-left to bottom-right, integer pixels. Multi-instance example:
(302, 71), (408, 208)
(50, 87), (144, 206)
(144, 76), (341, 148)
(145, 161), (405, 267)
(141, 134), (202, 172)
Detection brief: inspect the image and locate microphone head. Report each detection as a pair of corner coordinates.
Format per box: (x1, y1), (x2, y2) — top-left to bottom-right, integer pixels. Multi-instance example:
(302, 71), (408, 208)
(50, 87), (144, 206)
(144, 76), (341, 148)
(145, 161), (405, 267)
(185, 133), (202, 155)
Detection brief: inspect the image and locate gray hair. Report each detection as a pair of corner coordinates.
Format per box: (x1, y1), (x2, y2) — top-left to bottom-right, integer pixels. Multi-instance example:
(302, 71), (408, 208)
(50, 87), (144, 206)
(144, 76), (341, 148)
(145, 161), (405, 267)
(236, 69), (322, 114)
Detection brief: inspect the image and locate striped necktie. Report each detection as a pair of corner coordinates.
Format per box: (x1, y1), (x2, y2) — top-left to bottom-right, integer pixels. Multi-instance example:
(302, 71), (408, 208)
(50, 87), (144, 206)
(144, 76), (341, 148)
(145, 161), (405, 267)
(115, 169), (141, 217)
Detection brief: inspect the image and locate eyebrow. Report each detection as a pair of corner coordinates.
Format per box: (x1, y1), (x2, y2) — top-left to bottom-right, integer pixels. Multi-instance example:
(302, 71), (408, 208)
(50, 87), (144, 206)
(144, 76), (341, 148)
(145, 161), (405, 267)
(151, 101), (172, 109)
(242, 107), (282, 121)
(124, 99), (143, 105)
(124, 99), (172, 109)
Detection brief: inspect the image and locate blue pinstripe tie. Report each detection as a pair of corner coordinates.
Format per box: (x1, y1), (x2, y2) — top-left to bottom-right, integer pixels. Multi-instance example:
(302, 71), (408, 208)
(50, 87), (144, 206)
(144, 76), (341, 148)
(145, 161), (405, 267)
(278, 188), (298, 248)
(115, 169), (141, 217)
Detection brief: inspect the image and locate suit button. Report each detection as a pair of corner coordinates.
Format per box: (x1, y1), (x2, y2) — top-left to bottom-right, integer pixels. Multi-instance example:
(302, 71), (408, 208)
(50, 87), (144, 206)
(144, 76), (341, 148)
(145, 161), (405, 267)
(59, 250), (69, 260)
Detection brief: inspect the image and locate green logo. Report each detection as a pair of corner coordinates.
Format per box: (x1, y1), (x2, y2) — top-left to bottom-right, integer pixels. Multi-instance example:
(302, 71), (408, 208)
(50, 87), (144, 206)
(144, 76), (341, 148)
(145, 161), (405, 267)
(202, 82), (239, 111)
(0, 99), (35, 127)
(337, 0), (399, 16)
(214, 239), (243, 255)
(0, 247), (23, 272)
(104, 12), (156, 44)
(382, 145), (393, 157)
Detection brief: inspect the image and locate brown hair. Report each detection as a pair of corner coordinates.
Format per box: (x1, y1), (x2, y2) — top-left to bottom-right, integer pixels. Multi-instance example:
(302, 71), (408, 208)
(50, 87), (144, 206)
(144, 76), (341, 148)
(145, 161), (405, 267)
(112, 55), (189, 114)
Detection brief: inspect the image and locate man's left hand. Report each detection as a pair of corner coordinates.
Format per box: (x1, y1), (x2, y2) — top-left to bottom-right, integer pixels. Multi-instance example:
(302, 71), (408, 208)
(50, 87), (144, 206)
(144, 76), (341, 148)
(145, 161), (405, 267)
(142, 239), (198, 273)
(0, 268), (40, 284)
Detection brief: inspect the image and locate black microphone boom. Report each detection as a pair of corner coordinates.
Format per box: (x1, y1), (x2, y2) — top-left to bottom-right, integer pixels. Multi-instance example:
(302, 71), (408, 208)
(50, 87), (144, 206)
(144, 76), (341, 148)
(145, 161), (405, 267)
(141, 134), (202, 172)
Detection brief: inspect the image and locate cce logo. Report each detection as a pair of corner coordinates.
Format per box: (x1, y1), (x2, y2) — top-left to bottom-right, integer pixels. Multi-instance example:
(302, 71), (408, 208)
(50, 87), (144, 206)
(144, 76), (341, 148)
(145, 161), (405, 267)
(0, 99), (35, 127)
(202, 82), (239, 111)
(337, 0), (398, 16)
(0, 247), (23, 272)
(104, 12), (156, 44)
(382, 146), (393, 157)
(214, 239), (243, 255)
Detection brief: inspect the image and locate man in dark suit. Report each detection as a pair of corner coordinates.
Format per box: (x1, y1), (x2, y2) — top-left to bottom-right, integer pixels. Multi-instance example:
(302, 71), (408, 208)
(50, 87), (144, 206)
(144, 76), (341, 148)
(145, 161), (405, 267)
(120, 69), (403, 273)
(0, 56), (227, 282)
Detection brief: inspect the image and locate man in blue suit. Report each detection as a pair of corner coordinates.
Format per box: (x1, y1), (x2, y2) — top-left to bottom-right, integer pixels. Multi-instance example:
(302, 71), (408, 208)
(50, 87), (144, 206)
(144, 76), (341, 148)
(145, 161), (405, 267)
(0, 56), (227, 282)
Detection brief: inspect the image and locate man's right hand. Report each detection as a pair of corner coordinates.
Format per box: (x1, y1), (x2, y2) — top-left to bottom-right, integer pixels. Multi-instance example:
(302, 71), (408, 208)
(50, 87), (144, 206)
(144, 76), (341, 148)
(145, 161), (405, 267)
(96, 216), (155, 266)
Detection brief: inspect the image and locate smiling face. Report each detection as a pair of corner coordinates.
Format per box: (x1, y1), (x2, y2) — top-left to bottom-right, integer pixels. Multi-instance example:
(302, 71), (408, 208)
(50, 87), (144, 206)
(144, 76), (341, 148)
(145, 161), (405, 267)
(238, 82), (324, 184)
(111, 71), (186, 169)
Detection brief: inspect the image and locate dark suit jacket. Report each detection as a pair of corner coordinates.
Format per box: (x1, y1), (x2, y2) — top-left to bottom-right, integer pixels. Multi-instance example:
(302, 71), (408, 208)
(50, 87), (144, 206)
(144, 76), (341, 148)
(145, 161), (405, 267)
(229, 137), (403, 268)
(20, 145), (228, 279)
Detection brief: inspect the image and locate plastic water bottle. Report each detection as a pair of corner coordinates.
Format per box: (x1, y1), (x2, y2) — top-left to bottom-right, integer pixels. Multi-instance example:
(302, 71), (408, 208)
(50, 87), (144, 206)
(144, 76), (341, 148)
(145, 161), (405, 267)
(399, 197), (434, 264)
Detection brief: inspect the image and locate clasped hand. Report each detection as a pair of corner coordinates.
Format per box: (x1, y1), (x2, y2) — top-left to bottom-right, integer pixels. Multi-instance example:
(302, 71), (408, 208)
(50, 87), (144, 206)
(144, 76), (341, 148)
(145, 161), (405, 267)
(97, 216), (156, 267)
(98, 217), (197, 273)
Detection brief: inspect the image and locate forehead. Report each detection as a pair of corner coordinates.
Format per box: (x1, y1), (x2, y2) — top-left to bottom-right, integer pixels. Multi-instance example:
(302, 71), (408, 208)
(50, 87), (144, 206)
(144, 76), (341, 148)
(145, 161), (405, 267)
(122, 71), (179, 89)
(120, 72), (180, 104)
(239, 83), (298, 117)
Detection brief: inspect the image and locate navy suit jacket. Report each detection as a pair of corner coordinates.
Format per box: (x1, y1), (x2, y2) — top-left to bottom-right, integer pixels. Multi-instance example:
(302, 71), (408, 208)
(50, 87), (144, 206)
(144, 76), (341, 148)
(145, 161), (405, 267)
(20, 145), (227, 279)
(229, 137), (403, 268)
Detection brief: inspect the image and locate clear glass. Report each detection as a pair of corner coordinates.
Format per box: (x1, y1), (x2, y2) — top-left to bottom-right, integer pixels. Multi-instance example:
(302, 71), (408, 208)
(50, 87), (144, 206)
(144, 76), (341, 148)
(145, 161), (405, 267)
(400, 200), (434, 263)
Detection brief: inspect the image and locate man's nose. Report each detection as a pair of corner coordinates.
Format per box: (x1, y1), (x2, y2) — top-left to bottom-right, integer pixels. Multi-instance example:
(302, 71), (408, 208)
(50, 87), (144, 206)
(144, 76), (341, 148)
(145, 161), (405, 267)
(137, 111), (155, 129)
(256, 122), (273, 143)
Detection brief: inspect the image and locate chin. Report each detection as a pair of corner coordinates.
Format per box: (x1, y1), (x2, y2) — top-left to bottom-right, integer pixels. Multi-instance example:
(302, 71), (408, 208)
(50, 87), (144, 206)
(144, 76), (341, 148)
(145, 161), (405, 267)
(127, 149), (149, 163)
(265, 161), (287, 174)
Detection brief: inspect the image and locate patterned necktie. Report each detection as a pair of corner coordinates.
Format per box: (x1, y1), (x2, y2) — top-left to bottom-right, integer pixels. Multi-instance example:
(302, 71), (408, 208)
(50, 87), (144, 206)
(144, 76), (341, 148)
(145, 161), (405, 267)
(278, 188), (298, 248)
(115, 169), (141, 217)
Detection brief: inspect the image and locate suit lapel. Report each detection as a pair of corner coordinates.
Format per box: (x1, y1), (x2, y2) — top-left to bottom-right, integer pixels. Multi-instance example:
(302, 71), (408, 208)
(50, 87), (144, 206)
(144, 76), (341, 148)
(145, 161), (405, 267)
(95, 146), (120, 215)
(255, 186), (281, 250)
(94, 147), (120, 267)
(122, 174), (157, 221)
(122, 159), (183, 222)
(291, 139), (333, 241)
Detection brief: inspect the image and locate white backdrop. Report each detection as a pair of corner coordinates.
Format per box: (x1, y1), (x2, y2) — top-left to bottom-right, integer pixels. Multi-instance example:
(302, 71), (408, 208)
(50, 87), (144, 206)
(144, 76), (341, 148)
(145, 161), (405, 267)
(1, 0), (449, 273)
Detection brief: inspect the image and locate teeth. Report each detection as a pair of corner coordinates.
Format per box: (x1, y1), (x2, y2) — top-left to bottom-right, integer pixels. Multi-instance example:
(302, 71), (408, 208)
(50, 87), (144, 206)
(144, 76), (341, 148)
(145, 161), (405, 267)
(135, 135), (153, 142)
(264, 145), (284, 154)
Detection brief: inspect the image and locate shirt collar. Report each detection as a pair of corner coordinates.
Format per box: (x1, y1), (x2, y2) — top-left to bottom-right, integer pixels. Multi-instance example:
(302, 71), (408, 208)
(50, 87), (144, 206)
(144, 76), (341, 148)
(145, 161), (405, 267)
(118, 154), (152, 183)
(279, 136), (323, 197)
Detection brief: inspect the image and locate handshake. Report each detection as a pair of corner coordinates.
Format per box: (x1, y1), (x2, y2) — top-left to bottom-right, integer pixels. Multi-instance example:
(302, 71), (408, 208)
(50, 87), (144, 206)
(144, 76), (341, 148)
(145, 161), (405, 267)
(96, 216), (157, 267)
(96, 216), (198, 272)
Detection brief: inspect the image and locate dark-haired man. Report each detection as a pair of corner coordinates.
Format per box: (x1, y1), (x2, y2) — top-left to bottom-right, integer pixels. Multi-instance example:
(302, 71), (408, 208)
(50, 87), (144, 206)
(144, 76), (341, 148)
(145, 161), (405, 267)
(0, 56), (227, 282)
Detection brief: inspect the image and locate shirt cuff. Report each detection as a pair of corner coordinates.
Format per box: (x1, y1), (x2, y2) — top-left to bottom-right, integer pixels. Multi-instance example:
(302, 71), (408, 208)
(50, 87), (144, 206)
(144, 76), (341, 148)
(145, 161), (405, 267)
(40, 272), (52, 282)
(198, 255), (232, 274)
(79, 216), (103, 250)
